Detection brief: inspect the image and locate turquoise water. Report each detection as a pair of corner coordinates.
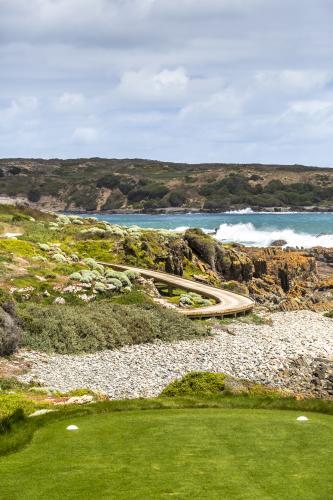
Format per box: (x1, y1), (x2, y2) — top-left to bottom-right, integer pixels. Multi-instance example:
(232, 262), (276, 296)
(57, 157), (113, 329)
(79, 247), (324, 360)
(79, 212), (333, 247)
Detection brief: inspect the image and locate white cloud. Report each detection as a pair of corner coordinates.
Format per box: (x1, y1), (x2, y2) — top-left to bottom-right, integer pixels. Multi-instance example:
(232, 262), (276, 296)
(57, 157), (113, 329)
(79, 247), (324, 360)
(0, 0), (333, 165)
(55, 93), (85, 112)
(180, 88), (248, 119)
(118, 67), (189, 101)
(288, 100), (333, 115)
(72, 127), (99, 143)
(0, 96), (38, 125)
(255, 70), (329, 92)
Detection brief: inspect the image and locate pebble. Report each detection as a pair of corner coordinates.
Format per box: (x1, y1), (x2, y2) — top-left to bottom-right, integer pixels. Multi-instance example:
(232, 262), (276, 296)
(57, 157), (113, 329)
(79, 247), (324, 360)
(18, 311), (333, 399)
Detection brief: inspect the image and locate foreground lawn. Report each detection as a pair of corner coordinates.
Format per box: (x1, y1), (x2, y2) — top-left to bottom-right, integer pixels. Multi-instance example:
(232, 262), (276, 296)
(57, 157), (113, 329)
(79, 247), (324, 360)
(1, 408), (333, 499)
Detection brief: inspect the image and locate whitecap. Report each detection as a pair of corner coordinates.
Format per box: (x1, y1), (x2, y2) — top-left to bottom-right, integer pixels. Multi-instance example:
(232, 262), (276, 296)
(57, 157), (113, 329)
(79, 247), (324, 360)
(215, 222), (333, 248)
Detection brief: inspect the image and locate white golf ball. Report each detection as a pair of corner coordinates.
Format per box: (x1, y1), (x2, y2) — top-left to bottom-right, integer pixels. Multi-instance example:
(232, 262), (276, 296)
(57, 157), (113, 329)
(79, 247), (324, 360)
(296, 416), (308, 422)
(67, 425), (79, 430)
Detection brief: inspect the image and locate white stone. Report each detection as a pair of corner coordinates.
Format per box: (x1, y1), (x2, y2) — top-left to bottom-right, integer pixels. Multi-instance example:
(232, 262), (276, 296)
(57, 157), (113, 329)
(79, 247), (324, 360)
(28, 409), (56, 417)
(66, 395), (94, 405)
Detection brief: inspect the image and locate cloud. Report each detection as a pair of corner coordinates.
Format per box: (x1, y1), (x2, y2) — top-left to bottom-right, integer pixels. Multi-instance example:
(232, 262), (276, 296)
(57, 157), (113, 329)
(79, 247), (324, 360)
(0, 0), (332, 165)
(255, 70), (330, 93)
(288, 100), (333, 115)
(180, 88), (248, 120)
(117, 68), (189, 102)
(55, 93), (85, 112)
(72, 127), (99, 143)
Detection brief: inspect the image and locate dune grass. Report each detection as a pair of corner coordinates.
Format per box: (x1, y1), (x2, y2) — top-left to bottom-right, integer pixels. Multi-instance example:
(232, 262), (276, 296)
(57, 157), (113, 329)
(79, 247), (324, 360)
(1, 406), (333, 499)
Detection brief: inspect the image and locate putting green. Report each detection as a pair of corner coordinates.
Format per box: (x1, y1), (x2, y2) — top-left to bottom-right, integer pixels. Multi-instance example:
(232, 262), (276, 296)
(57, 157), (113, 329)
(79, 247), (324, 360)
(1, 408), (333, 499)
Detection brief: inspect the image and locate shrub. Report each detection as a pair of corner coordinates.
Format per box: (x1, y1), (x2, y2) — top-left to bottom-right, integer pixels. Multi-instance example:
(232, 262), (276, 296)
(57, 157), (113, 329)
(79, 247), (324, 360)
(325, 311), (333, 318)
(111, 290), (153, 306)
(0, 378), (29, 391)
(161, 371), (284, 399)
(19, 302), (208, 354)
(96, 174), (121, 189)
(168, 190), (186, 207)
(0, 409), (25, 434)
(127, 184), (169, 203)
(27, 190), (41, 203)
(0, 307), (22, 356)
(124, 269), (141, 280)
(161, 372), (226, 397)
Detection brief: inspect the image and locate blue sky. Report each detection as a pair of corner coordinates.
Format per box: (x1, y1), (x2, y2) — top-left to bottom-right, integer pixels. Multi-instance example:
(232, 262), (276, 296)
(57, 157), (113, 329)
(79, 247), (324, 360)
(1, 0), (333, 166)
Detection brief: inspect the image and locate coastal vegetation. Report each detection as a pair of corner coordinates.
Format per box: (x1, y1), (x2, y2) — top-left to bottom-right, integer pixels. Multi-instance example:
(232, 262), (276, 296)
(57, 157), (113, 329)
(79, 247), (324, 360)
(0, 204), (331, 497)
(19, 302), (208, 354)
(0, 158), (333, 211)
(0, 204), (330, 363)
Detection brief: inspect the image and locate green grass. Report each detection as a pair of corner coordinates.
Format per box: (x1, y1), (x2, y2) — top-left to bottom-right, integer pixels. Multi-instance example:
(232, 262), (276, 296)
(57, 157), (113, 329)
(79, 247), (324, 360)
(213, 311), (271, 326)
(1, 407), (333, 499)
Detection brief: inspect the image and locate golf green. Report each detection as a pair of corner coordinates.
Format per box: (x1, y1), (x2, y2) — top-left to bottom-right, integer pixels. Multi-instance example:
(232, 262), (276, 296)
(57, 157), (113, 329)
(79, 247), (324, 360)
(1, 408), (332, 499)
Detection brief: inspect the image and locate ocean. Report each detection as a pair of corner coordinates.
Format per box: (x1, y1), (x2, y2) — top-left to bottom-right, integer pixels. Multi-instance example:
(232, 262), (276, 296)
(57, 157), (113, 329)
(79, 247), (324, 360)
(78, 210), (333, 248)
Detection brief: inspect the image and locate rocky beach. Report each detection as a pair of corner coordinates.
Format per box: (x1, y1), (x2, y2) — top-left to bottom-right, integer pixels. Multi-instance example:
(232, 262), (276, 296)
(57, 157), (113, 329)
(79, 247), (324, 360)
(19, 310), (333, 400)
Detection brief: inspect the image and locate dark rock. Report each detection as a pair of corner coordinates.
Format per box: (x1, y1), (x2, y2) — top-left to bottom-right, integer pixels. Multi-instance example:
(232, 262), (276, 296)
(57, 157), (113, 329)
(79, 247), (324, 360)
(271, 240), (287, 247)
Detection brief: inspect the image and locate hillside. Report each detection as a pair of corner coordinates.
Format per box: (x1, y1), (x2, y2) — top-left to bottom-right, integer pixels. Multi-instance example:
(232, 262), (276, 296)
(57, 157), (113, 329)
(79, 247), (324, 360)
(0, 158), (333, 212)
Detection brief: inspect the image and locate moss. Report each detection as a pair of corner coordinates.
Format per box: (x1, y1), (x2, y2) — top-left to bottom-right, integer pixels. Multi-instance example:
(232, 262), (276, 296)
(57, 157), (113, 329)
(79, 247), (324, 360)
(222, 280), (249, 295)
(0, 240), (40, 258)
(65, 240), (118, 263)
(111, 289), (153, 306)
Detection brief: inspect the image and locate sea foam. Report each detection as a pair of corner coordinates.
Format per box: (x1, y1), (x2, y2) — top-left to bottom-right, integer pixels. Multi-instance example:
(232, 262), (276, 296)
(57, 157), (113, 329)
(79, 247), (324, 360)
(215, 222), (333, 248)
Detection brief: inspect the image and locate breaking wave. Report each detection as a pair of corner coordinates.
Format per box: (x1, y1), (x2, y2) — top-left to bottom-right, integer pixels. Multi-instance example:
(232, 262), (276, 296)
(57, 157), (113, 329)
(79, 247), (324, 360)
(215, 222), (333, 248)
(224, 208), (254, 214)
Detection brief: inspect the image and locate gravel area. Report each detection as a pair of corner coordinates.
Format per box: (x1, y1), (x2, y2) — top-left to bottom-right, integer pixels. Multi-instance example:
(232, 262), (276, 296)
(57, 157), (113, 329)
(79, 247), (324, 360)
(19, 311), (333, 399)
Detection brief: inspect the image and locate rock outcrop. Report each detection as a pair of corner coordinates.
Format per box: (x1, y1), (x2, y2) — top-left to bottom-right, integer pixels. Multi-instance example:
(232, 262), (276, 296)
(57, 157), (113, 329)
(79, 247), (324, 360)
(184, 229), (253, 282)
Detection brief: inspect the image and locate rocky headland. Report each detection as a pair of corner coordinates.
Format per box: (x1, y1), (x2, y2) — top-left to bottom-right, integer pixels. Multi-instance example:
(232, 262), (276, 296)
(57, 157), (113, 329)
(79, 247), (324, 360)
(0, 206), (332, 402)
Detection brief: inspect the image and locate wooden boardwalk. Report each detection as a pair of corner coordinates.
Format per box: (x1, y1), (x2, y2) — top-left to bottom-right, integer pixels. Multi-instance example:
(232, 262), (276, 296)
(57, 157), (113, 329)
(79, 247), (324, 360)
(101, 263), (254, 319)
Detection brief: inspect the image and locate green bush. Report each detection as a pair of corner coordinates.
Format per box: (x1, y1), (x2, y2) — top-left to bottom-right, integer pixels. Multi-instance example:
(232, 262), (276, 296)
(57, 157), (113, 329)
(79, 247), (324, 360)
(19, 302), (208, 354)
(161, 372), (286, 399)
(161, 372), (226, 397)
(0, 378), (30, 391)
(0, 409), (25, 434)
(111, 290), (152, 306)
(325, 310), (333, 318)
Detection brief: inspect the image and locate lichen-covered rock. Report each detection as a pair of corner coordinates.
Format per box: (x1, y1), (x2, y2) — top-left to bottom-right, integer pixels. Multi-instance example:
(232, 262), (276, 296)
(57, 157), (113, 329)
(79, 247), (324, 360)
(0, 307), (21, 356)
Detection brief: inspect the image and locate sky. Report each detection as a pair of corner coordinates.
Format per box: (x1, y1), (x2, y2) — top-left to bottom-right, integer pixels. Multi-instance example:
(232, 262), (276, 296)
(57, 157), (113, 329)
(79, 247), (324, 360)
(0, 0), (333, 165)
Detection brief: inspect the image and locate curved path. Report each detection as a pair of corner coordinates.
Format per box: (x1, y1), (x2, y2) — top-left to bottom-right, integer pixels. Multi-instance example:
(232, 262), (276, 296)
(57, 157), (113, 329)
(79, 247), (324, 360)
(102, 263), (254, 318)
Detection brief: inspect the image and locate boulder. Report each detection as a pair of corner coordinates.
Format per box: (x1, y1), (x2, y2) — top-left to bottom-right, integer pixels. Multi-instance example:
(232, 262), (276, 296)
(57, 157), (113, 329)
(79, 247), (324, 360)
(270, 240), (287, 247)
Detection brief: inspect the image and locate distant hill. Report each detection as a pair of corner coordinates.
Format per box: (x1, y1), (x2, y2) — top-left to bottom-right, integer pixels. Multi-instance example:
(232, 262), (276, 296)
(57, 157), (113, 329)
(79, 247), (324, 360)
(0, 158), (332, 212)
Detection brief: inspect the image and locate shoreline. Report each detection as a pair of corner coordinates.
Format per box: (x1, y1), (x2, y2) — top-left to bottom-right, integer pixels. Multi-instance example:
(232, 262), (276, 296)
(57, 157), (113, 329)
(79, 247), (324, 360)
(64, 206), (333, 215)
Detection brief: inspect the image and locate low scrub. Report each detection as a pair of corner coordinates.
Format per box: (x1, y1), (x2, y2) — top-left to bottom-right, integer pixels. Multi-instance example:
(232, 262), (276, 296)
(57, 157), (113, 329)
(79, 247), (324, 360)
(161, 371), (284, 398)
(162, 372), (226, 397)
(19, 302), (209, 354)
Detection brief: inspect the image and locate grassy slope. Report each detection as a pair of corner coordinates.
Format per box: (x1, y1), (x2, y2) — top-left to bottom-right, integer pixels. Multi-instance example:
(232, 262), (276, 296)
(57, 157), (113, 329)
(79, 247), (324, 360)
(1, 406), (333, 499)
